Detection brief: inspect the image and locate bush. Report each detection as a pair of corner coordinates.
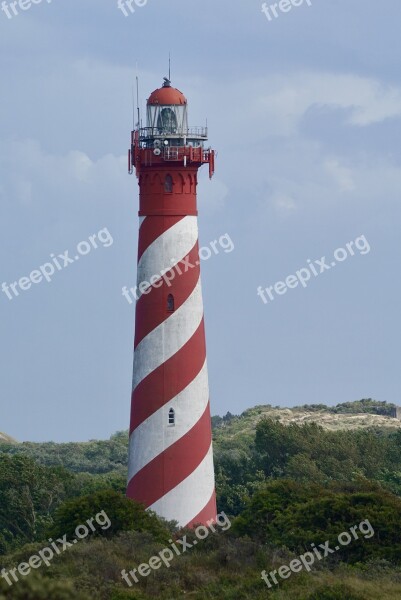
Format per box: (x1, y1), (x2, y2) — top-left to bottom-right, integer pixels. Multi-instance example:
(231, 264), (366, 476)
(304, 582), (367, 599)
(233, 480), (401, 564)
(49, 490), (169, 543)
(0, 575), (90, 599)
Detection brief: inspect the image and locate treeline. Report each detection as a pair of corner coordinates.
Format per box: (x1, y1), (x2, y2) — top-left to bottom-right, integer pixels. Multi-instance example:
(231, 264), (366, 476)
(1, 471), (401, 598)
(2, 400), (397, 478)
(0, 454), (127, 554)
(212, 399), (398, 426)
(2, 417), (401, 552)
(0, 431), (128, 475)
(1, 414), (401, 597)
(215, 418), (401, 515)
(294, 398), (397, 416)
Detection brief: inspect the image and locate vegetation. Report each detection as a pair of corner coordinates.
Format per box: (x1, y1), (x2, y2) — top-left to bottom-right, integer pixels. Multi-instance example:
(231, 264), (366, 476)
(50, 489), (170, 542)
(0, 431), (128, 475)
(233, 479), (401, 563)
(1, 400), (401, 598)
(293, 398), (397, 416)
(215, 412), (401, 517)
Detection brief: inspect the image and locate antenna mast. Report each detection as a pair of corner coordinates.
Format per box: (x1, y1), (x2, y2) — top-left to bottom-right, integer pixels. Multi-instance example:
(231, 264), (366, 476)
(136, 76), (140, 130)
(132, 84), (135, 130)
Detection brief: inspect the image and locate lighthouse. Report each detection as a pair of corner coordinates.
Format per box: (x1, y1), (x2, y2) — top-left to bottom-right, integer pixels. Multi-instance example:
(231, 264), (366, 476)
(126, 77), (217, 528)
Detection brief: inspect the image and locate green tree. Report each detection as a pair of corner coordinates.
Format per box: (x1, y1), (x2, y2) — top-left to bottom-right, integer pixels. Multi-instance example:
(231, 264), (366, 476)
(0, 455), (67, 553)
(233, 480), (401, 564)
(49, 490), (169, 542)
(0, 575), (90, 599)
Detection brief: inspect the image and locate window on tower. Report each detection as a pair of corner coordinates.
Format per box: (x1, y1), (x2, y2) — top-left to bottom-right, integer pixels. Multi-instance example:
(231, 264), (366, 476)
(165, 174), (173, 193)
(167, 294), (175, 312)
(168, 408), (175, 426)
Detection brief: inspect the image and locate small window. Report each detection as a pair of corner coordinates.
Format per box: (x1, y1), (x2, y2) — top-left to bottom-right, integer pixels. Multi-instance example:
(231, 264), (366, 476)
(165, 174), (173, 193)
(167, 294), (175, 312)
(168, 408), (175, 426)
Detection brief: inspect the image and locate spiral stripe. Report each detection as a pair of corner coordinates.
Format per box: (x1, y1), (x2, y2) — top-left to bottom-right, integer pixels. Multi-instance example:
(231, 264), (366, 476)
(148, 443), (215, 527)
(127, 403), (212, 507)
(136, 216), (198, 300)
(128, 209), (216, 527)
(128, 359), (209, 481)
(130, 318), (207, 432)
(138, 215), (184, 261)
(186, 489), (218, 528)
(134, 241), (200, 349)
(132, 277), (204, 391)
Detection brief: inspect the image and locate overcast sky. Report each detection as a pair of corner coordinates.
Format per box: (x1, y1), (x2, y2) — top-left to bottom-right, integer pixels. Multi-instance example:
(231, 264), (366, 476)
(1, 0), (400, 442)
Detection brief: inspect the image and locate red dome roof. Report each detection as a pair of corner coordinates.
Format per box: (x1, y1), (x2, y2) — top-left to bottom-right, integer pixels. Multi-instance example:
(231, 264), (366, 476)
(147, 82), (187, 106)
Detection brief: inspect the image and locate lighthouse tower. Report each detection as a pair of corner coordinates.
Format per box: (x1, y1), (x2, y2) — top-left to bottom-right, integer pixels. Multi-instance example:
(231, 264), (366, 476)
(126, 77), (217, 528)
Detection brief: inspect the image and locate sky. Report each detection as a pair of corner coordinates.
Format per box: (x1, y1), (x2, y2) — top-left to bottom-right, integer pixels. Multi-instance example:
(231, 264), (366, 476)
(1, 0), (401, 442)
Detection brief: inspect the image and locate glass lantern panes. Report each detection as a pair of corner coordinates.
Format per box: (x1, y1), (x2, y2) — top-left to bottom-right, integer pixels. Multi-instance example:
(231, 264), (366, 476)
(147, 104), (188, 137)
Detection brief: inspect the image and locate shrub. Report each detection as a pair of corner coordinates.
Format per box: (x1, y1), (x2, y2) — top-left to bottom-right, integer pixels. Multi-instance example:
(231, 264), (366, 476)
(49, 490), (169, 542)
(304, 582), (367, 599)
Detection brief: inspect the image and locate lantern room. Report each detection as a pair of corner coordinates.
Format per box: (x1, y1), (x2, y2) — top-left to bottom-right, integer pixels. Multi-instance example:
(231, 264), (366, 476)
(140, 78), (208, 148)
(129, 76), (215, 179)
(146, 78), (188, 136)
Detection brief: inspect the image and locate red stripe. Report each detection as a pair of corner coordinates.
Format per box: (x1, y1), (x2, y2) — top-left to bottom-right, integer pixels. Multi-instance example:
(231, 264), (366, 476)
(185, 490), (217, 528)
(134, 243), (200, 348)
(138, 216), (185, 262)
(130, 319), (206, 432)
(127, 404), (212, 507)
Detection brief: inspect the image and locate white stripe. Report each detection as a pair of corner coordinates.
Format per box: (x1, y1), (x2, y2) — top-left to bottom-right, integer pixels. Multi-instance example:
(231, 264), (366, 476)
(148, 443), (215, 527)
(132, 277), (204, 390)
(136, 216), (198, 300)
(139, 216), (146, 228)
(128, 360), (209, 481)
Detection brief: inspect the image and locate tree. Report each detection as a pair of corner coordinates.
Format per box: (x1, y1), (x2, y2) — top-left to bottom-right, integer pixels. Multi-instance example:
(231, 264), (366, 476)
(0, 455), (67, 553)
(233, 480), (401, 564)
(0, 575), (90, 599)
(49, 490), (169, 542)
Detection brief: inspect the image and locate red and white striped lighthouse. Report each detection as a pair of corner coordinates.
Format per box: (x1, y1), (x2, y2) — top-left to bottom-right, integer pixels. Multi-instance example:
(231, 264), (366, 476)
(126, 77), (217, 527)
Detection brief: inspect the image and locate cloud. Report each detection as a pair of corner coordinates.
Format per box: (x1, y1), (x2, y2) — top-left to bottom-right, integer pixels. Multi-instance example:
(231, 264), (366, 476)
(324, 159), (356, 193)
(0, 138), (127, 207)
(254, 72), (401, 135)
(271, 193), (297, 215)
